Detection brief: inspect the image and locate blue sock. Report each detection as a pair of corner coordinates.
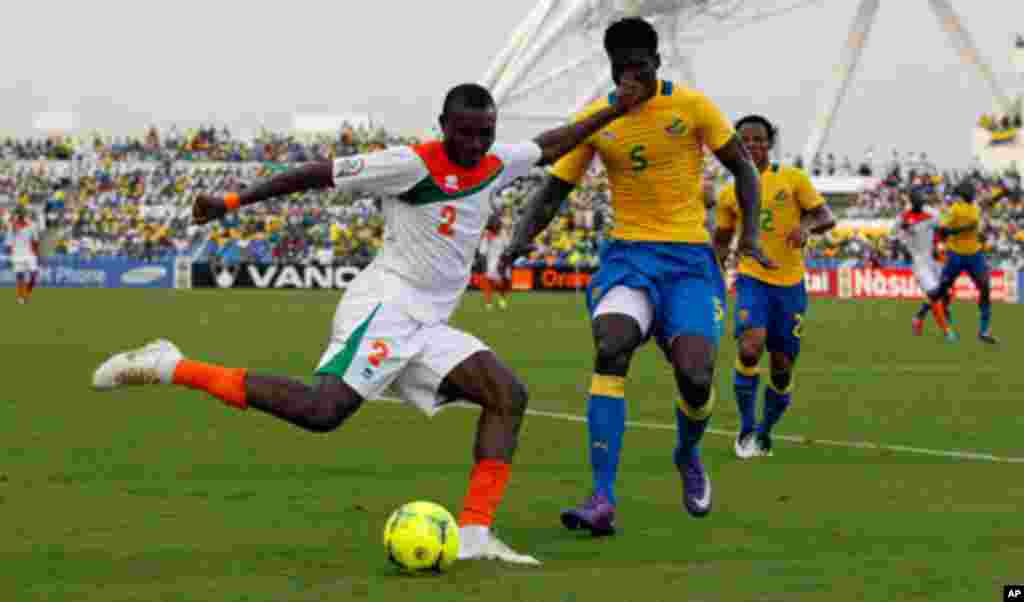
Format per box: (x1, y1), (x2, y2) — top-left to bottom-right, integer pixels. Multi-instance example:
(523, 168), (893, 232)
(588, 375), (626, 505)
(915, 302), (930, 320)
(674, 391), (713, 465)
(760, 380), (792, 435)
(734, 360), (759, 436)
(979, 303), (992, 333)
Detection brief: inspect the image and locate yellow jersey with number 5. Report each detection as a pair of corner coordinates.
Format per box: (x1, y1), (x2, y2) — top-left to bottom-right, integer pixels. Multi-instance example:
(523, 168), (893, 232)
(716, 164), (825, 287)
(549, 80), (734, 244)
(942, 201), (982, 256)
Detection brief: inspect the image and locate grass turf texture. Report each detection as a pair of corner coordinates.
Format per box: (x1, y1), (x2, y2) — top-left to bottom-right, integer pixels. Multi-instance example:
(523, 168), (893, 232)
(3, 289), (1022, 601)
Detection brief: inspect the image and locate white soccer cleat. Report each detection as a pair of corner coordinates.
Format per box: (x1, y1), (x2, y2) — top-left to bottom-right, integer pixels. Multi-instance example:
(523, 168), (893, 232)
(734, 432), (758, 459)
(92, 339), (183, 390)
(457, 526), (541, 565)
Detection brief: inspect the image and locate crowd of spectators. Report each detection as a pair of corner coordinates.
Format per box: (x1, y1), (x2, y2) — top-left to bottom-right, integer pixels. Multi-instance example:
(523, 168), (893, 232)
(1, 123), (1023, 272)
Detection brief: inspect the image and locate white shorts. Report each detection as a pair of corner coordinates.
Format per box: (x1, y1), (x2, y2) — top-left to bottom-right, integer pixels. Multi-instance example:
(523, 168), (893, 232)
(593, 286), (653, 337)
(485, 255), (508, 282)
(11, 256), (38, 274)
(315, 297), (489, 416)
(913, 259), (941, 295)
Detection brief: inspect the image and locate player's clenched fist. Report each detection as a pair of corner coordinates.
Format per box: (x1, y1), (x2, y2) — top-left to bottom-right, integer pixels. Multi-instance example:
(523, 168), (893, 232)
(611, 76), (655, 115)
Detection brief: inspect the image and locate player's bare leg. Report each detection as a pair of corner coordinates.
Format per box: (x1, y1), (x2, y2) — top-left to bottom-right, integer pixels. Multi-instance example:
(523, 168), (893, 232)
(496, 277), (510, 310)
(92, 340), (367, 431)
(438, 350), (539, 564)
(755, 351), (797, 456)
(928, 284), (959, 343)
(481, 277), (495, 310)
(561, 313), (643, 536)
(734, 328), (767, 458)
(15, 273), (26, 305)
(972, 272), (998, 344)
(670, 335), (716, 517)
(26, 271), (38, 302)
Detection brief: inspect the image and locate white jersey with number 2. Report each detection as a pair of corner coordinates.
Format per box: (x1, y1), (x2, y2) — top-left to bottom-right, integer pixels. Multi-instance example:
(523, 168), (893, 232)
(331, 140), (541, 323)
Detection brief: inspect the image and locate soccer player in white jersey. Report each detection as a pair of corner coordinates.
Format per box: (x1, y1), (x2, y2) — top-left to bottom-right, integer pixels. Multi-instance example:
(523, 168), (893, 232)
(895, 188), (954, 341)
(7, 207), (41, 305)
(480, 214), (512, 310)
(91, 82), (651, 565)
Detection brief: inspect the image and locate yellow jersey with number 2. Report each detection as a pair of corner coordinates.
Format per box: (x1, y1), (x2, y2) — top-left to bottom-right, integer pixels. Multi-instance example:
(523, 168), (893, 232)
(716, 164), (824, 287)
(942, 201), (982, 256)
(549, 80), (734, 244)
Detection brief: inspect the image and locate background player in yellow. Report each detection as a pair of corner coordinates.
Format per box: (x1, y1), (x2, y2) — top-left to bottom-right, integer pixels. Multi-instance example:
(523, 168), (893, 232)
(714, 115), (835, 458)
(928, 179), (998, 344)
(501, 18), (773, 536)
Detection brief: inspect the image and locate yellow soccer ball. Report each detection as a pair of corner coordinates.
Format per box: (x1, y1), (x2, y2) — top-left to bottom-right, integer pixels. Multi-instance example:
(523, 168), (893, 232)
(383, 501), (460, 573)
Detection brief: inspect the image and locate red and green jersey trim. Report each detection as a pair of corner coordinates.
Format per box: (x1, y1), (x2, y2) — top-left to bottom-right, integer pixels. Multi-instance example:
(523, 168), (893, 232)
(398, 141), (505, 206)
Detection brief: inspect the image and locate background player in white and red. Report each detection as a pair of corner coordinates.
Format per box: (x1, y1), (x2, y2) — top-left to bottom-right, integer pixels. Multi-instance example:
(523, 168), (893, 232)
(480, 214), (512, 310)
(7, 206), (41, 305)
(894, 188), (954, 341)
(91, 80), (653, 565)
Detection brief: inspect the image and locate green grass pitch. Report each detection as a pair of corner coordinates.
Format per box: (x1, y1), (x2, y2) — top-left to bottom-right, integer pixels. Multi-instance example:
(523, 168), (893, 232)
(3, 289), (1022, 601)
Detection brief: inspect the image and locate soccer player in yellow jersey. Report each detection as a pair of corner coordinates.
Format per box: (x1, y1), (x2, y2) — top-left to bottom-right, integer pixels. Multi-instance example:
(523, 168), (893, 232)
(929, 179), (998, 344)
(501, 18), (772, 534)
(714, 115), (835, 458)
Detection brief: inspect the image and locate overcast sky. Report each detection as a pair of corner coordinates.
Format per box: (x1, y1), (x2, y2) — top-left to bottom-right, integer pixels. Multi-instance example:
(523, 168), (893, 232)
(1, 1), (1021, 168)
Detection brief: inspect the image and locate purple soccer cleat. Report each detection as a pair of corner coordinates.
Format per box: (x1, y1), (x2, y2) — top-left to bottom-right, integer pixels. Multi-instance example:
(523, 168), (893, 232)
(681, 454), (712, 518)
(560, 493), (616, 536)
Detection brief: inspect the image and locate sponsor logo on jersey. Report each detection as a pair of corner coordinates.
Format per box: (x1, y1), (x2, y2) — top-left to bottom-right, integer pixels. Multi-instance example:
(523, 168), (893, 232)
(775, 190), (788, 206)
(443, 175), (459, 191)
(601, 131), (616, 141)
(738, 309), (749, 323)
(666, 118), (688, 136)
(334, 157), (365, 178)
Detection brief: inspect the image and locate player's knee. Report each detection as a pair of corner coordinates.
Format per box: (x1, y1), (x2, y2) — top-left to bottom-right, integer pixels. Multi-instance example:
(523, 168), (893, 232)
(738, 338), (764, 367)
(770, 370), (792, 393)
(594, 335), (636, 375)
(306, 389), (361, 433)
(499, 378), (529, 418)
(675, 363), (714, 409)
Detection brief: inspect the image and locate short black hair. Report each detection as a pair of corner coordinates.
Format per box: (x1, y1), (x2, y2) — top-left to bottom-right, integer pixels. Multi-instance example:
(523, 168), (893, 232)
(604, 18), (658, 55)
(442, 83), (496, 116)
(954, 179), (976, 202)
(735, 114), (778, 145)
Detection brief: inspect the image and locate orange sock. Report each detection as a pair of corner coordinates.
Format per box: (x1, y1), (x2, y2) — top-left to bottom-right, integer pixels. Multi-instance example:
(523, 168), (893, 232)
(172, 359), (249, 409)
(459, 459), (511, 527)
(16, 282), (24, 300)
(481, 278), (493, 305)
(930, 302), (950, 333)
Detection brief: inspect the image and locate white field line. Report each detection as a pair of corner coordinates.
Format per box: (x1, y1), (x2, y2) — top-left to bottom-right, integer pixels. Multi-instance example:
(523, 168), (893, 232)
(377, 399), (1024, 464)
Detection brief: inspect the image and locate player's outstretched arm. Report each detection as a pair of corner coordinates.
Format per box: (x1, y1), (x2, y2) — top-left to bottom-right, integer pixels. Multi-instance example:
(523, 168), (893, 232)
(500, 175), (576, 272)
(192, 162), (333, 225)
(715, 137), (774, 269)
(531, 76), (652, 167)
(940, 222), (979, 237)
(789, 205), (836, 248)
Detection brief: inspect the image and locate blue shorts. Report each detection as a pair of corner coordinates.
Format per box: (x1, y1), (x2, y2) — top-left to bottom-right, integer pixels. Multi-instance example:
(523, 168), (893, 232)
(734, 275), (808, 358)
(586, 240), (726, 348)
(939, 251), (989, 291)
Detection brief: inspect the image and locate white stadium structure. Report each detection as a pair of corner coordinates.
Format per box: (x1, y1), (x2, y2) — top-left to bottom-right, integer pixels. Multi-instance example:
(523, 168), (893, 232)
(483, 0), (1023, 172)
